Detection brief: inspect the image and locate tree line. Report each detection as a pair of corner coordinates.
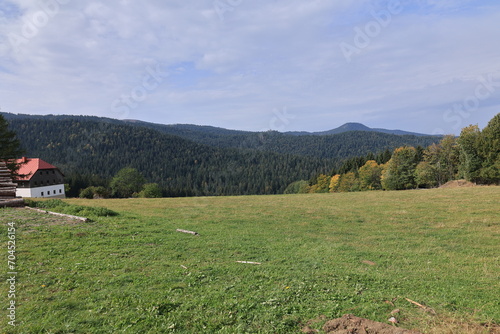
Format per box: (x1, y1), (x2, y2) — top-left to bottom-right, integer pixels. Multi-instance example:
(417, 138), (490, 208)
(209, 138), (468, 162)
(4, 112), (496, 198)
(291, 113), (500, 193)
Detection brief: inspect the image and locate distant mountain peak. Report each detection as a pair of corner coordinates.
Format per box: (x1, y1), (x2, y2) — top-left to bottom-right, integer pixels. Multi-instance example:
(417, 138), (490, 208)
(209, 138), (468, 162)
(337, 122), (371, 130)
(342, 122), (365, 126)
(286, 122), (432, 137)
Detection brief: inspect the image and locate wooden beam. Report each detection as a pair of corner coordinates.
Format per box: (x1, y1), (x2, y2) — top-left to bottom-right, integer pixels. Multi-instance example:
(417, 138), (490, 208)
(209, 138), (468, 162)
(24, 207), (89, 222)
(0, 189), (17, 195)
(236, 261), (262, 265)
(0, 199), (25, 208)
(176, 229), (200, 236)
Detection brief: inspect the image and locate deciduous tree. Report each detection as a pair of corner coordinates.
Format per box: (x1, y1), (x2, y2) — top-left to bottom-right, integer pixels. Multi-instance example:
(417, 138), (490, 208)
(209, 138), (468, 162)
(309, 174), (330, 193)
(337, 172), (360, 192)
(419, 135), (459, 187)
(479, 113), (500, 183)
(457, 125), (482, 182)
(329, 174), (341, 193)
(110, 167), (146, 198)
(358, 160), (383, 190)
(381, 146), (419, 190)
(415, 161), (436, 188)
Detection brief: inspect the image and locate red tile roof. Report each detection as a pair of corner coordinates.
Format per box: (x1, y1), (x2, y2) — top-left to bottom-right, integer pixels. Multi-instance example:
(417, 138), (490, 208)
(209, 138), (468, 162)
(14, 157), (59, 181)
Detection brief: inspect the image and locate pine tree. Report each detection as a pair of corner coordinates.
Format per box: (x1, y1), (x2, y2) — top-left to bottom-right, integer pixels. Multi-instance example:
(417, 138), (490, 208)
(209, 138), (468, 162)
(0, 114), (25, 175)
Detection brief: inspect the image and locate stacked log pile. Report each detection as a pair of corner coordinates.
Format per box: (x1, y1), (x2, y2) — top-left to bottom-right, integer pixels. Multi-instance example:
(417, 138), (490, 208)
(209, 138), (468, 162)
(0, 161), (24, 208)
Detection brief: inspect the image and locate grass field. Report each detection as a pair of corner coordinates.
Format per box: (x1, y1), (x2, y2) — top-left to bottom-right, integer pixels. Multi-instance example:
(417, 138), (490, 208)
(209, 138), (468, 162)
(1, 187), (499, 333)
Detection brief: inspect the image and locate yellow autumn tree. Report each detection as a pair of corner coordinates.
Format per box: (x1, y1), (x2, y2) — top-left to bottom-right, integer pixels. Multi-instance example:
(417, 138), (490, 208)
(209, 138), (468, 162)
(309, 174), (330, 193)
(337, 172), (360, 192)
(358, 160), (383, 190)
(329, 174), (341, 192)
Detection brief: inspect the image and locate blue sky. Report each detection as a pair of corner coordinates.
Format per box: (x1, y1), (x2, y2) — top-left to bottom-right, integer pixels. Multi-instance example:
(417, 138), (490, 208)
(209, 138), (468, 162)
(1, 0), (499, 134)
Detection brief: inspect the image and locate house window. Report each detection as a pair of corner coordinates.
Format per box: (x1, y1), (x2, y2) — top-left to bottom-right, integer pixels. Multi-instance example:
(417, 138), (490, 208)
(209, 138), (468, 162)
(41, 192), (44, 196)
(59, 189), (62, 193)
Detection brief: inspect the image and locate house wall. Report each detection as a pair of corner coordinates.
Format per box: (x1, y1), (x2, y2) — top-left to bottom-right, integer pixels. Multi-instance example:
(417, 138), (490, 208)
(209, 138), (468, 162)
(16, 184), (66, 198)
(28, 169), (64, 188)
(15, 188), (32, 198)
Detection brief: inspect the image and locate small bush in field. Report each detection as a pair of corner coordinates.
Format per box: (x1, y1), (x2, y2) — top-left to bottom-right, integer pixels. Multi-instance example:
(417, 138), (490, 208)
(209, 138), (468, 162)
(26, 199), (117, 217)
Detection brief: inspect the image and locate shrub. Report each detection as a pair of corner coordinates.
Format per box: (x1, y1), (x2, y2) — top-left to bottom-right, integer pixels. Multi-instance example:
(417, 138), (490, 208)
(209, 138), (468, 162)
(284, 180), (310, 194)
(25, 199), (118, 217)
(80, 186), (111, 199)
(138, 183), (163, 198)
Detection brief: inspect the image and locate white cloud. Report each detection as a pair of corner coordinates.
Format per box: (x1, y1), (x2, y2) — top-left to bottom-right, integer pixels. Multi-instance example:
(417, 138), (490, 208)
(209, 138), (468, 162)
(0, 0), (499, 134)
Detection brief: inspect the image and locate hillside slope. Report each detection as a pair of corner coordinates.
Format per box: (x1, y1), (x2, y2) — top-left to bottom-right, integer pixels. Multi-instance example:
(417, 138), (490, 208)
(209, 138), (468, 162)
(1, 113), (440, 160)
(7, 118), (331, 196)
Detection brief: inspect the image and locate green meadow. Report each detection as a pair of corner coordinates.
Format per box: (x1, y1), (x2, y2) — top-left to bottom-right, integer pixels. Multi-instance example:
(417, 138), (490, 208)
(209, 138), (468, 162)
(1, 187), (499, 333)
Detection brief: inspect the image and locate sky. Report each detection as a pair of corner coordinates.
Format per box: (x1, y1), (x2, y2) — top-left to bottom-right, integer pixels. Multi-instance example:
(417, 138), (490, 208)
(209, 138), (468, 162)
(1, 0), (499, 135)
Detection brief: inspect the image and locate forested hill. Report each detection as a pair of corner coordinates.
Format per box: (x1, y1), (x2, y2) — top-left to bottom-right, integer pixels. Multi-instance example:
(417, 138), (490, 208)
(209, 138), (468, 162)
(220, 131), (440, 159)
(3, 112), (442, 196)
(2, 113), (440, 159)
(119, 120), (440, 156)
(7, 117), (332, 196)
(120, 125), (441, 159)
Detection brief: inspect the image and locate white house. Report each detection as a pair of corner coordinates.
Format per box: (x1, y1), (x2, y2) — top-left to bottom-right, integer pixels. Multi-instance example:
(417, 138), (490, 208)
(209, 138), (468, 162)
(14, 157), (66, 198)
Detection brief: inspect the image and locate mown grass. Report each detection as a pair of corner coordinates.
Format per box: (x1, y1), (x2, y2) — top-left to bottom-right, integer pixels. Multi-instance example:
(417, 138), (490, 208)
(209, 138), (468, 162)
(1, 187), (499, 333)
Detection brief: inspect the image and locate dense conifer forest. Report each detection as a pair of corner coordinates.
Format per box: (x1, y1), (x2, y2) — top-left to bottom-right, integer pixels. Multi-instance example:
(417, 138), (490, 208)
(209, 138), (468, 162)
(3, 113), (443, 197)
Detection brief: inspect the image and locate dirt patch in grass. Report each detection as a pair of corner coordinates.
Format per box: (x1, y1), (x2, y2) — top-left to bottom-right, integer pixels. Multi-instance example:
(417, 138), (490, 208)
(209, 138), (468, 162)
(415, 313), (500, 334)
(302, 314), (422, 334)
(439, 179), (476, 188)
(302, 314), (500, 334)
(424, 321), (500, 334)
